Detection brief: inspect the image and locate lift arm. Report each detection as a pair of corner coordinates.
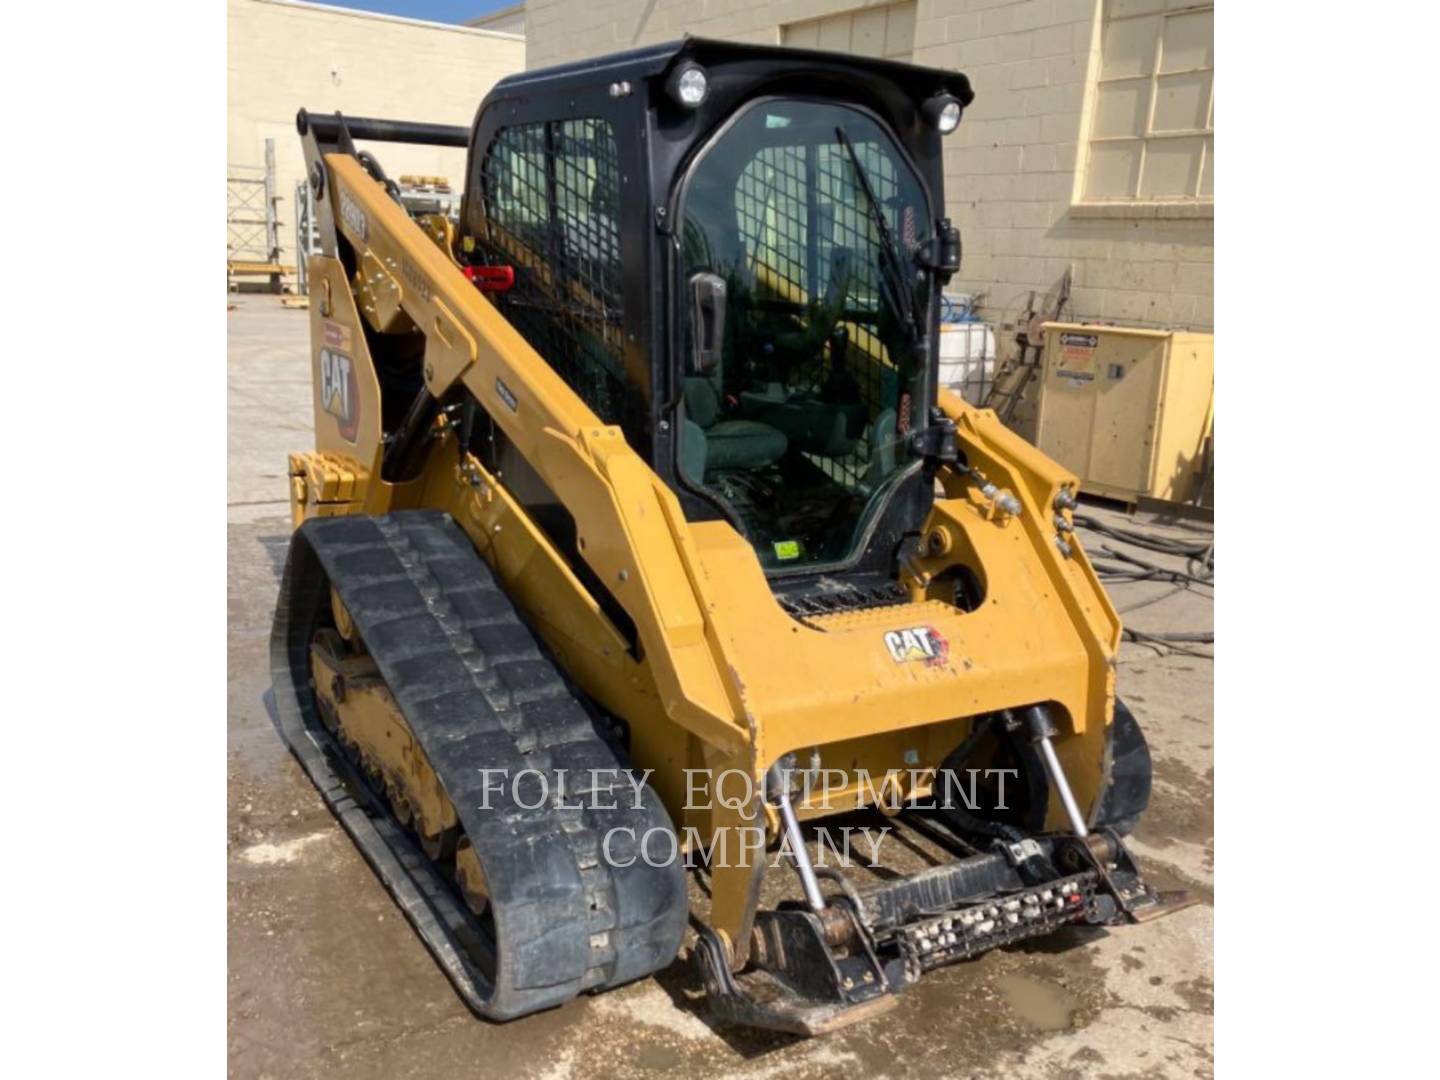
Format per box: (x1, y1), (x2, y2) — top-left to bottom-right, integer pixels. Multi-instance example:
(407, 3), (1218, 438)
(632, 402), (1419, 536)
(298, 111), (750, 757)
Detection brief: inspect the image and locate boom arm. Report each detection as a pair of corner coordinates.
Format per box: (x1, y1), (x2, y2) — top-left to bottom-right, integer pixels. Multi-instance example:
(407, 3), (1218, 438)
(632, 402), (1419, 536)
(299, 113), (752, 758)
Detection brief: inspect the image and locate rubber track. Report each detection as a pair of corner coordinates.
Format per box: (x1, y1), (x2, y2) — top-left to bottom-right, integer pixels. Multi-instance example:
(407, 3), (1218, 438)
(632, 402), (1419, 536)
(270, 511), (688, 1020)
(1097, 700), (1151, 836)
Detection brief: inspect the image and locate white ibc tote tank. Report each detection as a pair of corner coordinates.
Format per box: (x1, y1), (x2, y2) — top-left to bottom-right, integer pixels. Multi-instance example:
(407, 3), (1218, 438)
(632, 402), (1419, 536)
(937, 293), (996, 405)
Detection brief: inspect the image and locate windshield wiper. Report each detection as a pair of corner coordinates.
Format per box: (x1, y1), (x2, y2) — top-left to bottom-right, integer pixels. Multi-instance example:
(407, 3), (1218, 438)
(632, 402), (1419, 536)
(833, 126), (923, 341)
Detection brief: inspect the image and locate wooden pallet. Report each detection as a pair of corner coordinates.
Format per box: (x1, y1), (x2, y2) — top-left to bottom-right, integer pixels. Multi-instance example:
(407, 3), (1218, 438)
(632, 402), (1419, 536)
(228, 260), (296, 276)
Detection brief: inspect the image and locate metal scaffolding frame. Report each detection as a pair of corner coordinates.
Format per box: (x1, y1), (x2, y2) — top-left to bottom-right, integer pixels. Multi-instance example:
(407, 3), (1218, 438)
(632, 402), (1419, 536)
(294, 178), (319, 294)
(227, 138), (291, 291)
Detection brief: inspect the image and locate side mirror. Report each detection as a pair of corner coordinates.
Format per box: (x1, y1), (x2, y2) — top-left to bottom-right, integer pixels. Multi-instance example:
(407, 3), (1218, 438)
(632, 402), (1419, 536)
(689, 272), (726, 375)
(936, 218), (961, 275)
(923, 218), (961, 285)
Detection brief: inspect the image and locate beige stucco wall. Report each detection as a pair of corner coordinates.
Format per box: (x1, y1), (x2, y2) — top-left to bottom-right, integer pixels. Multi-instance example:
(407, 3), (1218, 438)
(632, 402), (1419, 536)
(525, 0), (1213, 366)
(228, 0), (525, 287)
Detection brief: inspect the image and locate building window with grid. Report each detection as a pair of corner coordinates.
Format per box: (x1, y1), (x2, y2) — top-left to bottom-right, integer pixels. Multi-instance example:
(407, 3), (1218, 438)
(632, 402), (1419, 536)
(1081, 2), (1213, 203)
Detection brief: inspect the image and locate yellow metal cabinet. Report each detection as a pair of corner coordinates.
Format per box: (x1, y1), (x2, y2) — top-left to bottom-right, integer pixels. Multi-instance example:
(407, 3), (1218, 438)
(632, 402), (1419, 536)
(1034, 323), (1213, 506)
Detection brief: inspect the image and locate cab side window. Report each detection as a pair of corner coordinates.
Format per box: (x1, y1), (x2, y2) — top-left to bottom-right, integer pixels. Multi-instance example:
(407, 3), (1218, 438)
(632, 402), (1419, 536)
(477, 119), (642, 448)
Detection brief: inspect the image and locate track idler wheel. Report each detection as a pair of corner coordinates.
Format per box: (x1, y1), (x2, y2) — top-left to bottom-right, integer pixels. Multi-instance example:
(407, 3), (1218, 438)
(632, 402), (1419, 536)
(385, 781), (413, 827)
(454, 838), (490, 918)
(330, 586), (357, 642)
(420, 822), (459, 861)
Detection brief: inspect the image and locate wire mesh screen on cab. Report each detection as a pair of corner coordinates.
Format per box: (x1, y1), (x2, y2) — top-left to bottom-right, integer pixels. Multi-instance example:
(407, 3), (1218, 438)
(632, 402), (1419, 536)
(732, 139), (910, 491)
(476, 118), (646, 448)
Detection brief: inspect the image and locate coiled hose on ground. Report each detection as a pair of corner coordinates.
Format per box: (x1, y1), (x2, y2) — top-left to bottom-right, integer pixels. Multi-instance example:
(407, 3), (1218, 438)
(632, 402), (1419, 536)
(1072, 514), (1214, 657)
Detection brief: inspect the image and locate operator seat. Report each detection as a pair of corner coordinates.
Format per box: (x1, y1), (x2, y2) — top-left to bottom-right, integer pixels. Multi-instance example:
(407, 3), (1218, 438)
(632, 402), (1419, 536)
(680, 375), (788, 481)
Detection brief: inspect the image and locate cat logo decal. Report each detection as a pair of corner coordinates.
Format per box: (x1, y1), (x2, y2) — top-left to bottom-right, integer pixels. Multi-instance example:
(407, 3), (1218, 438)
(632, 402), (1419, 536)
(883, 626), (950, 668)
(320, 348), (359, 443)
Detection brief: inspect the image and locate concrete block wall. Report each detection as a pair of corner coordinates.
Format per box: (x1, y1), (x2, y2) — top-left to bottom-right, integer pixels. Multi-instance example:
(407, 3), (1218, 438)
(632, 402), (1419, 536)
(227, 0), (525, 289)
(911, 0), (1213, 337)
(525, 1), (882, 65)
(525, 0), (1214, 350)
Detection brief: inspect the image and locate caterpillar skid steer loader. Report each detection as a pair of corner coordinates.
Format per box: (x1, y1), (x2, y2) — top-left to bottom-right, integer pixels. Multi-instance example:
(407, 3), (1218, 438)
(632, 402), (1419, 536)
(271, 38), (1191, 1035)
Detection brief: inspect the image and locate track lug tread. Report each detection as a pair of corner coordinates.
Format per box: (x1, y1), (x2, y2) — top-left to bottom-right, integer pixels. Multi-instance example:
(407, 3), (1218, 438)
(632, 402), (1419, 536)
(272, 511), (687, 1019)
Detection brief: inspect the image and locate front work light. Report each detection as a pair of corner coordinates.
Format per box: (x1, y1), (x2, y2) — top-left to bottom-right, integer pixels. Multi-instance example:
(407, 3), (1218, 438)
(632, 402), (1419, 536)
(924, 94), (963, 134)
(667, 63), (709, 108)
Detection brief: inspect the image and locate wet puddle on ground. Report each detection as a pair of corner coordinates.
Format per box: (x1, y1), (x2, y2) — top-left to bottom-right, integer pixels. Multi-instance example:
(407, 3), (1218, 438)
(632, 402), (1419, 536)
(995, 973), (1077, 1031)
(632, 1043), (682, 1071)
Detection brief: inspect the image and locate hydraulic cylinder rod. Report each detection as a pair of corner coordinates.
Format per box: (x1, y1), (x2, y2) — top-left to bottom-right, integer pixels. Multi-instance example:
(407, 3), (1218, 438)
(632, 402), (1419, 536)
(768, 758), (826, 912)
(1021, 705), (1089, 839)
(1037, 738), (1089, 838)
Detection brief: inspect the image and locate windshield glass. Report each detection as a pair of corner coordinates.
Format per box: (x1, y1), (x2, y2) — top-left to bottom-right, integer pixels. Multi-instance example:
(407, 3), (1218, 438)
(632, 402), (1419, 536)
(678, 100), (931, 572)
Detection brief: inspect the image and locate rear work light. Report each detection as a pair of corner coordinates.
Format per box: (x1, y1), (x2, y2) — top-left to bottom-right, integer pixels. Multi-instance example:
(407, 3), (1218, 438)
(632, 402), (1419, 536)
(667, 62), (709, 108)
(923, 94), (964, 134)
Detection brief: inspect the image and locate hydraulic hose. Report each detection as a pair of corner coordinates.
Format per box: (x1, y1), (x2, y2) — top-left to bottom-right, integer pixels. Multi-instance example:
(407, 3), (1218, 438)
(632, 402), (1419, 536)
(1074, 514), (1214, 582)
(1074, 515), (1214, 655)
